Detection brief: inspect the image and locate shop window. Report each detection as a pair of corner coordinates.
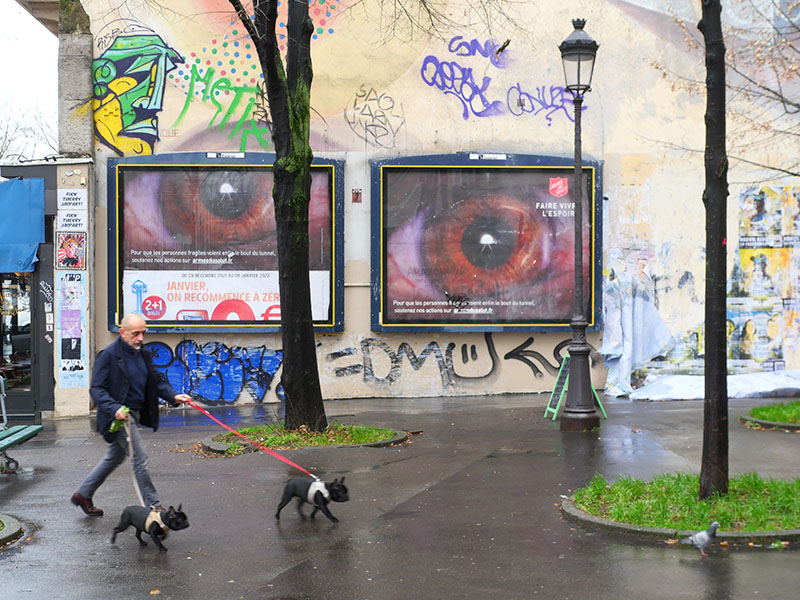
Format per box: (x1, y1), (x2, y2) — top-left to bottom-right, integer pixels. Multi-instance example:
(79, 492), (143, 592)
(1, 273), (32, 391)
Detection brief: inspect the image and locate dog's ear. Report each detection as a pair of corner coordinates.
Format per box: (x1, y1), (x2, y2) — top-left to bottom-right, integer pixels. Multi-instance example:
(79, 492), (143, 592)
(340, 476), (345, 484)
(177, 504), (182, 512)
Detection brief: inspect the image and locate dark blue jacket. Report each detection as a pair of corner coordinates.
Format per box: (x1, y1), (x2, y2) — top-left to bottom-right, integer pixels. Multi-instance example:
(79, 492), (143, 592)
(91, 337), (178, 443)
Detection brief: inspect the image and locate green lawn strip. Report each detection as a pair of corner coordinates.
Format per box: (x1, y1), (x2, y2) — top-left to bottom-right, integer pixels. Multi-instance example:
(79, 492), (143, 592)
(749, 400), (800, 424)
(573, 472), (800, 531)
(213, 423), (397, 456)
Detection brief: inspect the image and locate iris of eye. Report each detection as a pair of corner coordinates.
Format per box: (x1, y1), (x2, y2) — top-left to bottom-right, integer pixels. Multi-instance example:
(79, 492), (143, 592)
(461, 217), (516, 269)
(200, 172), (253, 219)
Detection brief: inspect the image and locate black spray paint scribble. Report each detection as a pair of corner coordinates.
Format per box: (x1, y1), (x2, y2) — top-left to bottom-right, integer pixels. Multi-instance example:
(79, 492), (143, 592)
(326, 333), (594, 387)
(344, 84), (405, 148)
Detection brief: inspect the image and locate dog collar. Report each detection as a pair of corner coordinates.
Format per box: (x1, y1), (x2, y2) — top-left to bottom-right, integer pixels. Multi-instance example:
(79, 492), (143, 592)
(307, 480), (330, 504)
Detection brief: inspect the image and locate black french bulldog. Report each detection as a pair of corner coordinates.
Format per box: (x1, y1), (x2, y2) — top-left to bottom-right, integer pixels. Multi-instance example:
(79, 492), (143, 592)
(111, 505), (189, 551)
(275, 477), (349, 523)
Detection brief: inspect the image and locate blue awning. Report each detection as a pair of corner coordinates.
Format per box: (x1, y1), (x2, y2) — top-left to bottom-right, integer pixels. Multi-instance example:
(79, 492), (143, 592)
(0, 178), (45, 272)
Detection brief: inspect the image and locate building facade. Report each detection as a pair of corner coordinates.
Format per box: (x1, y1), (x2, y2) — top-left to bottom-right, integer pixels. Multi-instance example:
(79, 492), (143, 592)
(3, 0), (799, 420)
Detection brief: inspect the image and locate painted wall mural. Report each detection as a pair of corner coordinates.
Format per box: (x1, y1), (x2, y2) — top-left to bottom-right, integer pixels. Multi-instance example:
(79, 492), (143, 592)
(93, 33), (183, 155)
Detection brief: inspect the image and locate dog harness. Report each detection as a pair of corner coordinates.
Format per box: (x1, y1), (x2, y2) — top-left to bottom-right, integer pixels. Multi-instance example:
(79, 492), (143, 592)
(144, 509), (167, 536)
(307, 480), (330, 504)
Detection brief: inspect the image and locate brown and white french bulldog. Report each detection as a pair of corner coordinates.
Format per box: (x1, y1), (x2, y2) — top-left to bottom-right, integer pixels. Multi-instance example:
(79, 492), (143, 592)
(111, 505), (189, 551)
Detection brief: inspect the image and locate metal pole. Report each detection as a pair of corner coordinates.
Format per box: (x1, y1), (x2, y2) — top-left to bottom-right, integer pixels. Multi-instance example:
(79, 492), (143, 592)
(561, 94), (600, 431)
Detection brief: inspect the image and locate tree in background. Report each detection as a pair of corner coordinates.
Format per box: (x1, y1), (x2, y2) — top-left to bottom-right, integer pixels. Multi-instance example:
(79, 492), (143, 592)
(226, 0), (517, 430)
(654, 0), (800, 179)
(0, 107), (57, 162)
(698, 0), (730, 499)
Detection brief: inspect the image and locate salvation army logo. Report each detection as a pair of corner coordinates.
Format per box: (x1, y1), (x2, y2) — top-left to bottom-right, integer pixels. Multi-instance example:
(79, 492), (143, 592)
(549, 177), (569, 198)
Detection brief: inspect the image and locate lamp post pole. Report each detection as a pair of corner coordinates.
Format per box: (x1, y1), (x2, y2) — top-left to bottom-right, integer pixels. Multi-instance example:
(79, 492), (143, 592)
(559, 19), (600, 431)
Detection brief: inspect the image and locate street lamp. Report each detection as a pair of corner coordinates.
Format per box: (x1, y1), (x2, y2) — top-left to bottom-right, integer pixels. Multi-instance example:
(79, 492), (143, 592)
(559, 18), (600, 431)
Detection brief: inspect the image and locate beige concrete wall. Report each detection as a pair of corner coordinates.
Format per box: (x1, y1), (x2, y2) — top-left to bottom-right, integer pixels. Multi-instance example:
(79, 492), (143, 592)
(63, 0), (799, 411)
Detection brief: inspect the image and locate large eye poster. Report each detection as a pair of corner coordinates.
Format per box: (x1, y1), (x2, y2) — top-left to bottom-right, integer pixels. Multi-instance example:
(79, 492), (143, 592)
(375, 160), (600, 330)
(110, 156), (341, 331)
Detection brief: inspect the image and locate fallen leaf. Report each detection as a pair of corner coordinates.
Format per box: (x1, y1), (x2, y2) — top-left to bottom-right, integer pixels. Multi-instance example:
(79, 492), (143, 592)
(665, 538), (679, 545)
(150, 590), (160, 595)
(719, 541), (729, 546)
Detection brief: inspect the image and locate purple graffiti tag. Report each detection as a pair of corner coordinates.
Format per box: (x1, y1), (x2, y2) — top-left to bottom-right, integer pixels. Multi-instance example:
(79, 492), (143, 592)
(421, 55), (504, 120)
(447, 36), (508, 68)
(506, 83), (577, 125)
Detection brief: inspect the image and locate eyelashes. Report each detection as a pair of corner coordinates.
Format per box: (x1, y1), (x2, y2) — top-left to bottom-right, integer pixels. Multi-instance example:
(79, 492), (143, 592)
(159, 169), (276, 247)
(422, 194), (549, 297)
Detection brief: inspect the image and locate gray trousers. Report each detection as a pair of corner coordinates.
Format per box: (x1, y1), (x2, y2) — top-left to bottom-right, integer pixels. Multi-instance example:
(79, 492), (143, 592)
(77, 412), (159, 508)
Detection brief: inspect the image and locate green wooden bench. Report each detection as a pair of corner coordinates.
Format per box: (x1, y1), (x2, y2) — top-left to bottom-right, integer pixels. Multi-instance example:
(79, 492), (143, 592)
(0, 424), (43, 473)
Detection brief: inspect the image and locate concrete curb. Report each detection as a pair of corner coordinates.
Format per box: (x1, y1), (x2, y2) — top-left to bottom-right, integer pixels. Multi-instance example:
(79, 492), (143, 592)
(201, 429), (410, 455)
(738, 415), (800, 431)
(560, 498), (800, 544)
(0, 513), (23, 547)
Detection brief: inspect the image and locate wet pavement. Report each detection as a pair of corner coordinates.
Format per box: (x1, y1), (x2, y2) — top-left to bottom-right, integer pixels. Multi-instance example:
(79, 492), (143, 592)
(1, 394), (799, 599)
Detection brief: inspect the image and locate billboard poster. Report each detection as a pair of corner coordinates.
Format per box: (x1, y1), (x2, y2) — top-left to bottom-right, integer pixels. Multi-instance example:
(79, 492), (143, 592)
(375, 160), (600, 329)
(109, 155), (343, 331)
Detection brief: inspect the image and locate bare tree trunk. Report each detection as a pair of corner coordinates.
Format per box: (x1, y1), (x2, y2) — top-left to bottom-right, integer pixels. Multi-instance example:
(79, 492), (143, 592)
(698, 0), (728, 499)
(231, 0), (327, 430)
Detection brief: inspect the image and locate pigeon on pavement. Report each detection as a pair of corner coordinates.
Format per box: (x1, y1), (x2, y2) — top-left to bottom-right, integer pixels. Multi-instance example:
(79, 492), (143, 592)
(680, 521), (720, 556)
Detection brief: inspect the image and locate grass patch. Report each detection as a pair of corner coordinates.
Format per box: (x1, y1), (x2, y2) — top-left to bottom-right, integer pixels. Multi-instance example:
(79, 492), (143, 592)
(214, 423), (398, 456)
(573, 472), (800, 531)
(749, 400), (800, 424)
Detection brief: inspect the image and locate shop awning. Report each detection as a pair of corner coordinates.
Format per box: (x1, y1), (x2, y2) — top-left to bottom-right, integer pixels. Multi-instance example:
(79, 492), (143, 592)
(0, 178), (45, 272)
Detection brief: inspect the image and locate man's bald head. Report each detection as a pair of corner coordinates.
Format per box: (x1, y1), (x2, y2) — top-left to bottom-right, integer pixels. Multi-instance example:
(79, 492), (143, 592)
(119, 313), (147, 349)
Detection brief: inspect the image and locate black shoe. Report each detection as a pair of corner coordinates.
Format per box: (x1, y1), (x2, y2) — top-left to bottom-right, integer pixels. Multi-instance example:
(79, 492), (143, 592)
(71, 492), (103, 516)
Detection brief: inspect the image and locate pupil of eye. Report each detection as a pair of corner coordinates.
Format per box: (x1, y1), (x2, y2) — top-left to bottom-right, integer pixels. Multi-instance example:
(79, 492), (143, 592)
(460, 217), (516, 269)
(200, 171), (255, 218)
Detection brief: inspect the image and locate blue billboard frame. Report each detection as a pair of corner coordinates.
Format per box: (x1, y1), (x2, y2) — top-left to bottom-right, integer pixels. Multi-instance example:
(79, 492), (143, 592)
(107, 152), (344, 333)
(370, 152), (603, 333)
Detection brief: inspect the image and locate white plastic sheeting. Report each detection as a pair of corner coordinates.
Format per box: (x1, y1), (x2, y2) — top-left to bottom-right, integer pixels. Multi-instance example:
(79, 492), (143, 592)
(599, 270), (674, 396)
(629, 370), (800, 400)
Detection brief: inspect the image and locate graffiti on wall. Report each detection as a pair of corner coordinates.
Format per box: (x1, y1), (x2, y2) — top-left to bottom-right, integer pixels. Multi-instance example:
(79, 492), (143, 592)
(146, 340), (283, 404)
(173, 63), (272, 152)
(93, 32), (183, 155)
(344, 85), (405, 148)
(326, 333), (576, 388)
(420, 35), (577, 123)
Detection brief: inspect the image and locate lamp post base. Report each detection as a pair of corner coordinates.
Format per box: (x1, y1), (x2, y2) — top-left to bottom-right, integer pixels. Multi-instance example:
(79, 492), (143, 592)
(560, 321), (600, 431)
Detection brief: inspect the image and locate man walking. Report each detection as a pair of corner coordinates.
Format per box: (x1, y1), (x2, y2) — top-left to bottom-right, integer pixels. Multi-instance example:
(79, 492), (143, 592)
(71, 313), (191, 516)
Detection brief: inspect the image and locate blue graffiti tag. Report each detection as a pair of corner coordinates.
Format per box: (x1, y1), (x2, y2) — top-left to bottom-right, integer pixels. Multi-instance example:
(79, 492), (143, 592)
(146, 340), (283, 405)
(506, 83), (577, 125)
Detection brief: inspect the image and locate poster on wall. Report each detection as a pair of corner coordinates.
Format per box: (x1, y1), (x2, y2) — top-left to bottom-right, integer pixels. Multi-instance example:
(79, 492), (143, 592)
(56, 232), (87, 270)
(108, 153), (344, 332)
(728, 184), (800, 372)
(371, 154), (602, 331)
(57, 272), (88, 388)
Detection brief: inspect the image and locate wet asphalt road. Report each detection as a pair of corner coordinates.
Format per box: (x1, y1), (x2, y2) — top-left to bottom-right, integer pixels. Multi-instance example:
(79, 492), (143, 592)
(1, 394), (798, 599)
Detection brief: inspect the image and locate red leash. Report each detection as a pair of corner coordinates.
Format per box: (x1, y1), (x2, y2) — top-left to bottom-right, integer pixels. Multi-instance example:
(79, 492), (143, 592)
(187, 400), (319, 480)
